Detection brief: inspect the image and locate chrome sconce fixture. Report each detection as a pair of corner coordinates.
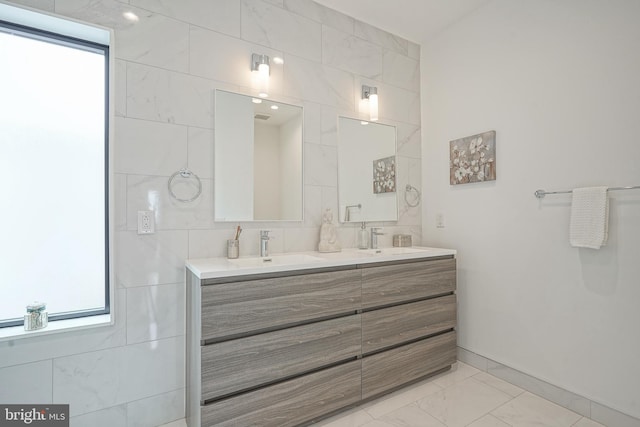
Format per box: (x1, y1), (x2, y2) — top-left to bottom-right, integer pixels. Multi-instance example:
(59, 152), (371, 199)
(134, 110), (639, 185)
(251, 53), (270, 98)
(361, 85), (379, 121)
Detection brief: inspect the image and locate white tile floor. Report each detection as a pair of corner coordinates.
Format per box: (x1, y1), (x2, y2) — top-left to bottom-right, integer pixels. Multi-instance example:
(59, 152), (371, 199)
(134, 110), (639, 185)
(316, 363), (604, 427)
(160, 362), (604, 427)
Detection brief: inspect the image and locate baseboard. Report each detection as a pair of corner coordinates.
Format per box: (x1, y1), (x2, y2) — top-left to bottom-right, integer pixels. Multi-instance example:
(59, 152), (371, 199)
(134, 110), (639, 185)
(457, 346), (640, 427)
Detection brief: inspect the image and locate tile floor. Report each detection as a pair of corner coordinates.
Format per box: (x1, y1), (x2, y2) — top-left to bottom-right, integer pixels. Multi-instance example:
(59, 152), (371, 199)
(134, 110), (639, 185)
(160, 362), (605, 427)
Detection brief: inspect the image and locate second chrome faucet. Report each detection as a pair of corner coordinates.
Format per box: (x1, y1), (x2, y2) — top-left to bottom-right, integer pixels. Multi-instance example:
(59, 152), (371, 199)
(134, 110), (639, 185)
(370, 227), (384, 249)
(260, 230), (271, 257)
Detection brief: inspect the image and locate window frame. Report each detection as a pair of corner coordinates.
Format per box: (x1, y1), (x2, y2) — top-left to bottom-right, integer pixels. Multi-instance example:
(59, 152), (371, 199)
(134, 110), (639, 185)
(0, 18), (111, 329)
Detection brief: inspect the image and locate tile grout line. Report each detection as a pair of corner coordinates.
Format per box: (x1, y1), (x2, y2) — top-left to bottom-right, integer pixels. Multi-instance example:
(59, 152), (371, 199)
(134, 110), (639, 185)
(469, 370), (525, 399)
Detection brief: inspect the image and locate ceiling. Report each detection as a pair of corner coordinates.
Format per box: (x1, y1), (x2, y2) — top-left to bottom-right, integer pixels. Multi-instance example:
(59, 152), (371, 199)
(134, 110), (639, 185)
(254, 98), (301, 126)
(313, 0), (492, 44)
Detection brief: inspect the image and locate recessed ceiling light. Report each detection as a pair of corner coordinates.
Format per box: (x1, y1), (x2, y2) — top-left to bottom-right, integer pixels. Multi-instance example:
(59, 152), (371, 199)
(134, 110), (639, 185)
(361, 121), (369, 125)
(122, 11), (139, 22)
(273, 57), (284, 65)
(270, 105), (279, 110)
(252, 98), (262, 104)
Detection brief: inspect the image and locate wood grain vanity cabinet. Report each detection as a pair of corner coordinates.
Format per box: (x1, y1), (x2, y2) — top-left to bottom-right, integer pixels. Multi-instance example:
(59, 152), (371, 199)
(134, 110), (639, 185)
(360, 258), (457, 401)
(186, 256), (456, 427)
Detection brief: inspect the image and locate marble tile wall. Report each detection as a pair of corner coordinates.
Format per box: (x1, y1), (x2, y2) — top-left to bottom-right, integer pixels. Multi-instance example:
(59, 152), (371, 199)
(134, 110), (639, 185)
(1, 0), (422, 426)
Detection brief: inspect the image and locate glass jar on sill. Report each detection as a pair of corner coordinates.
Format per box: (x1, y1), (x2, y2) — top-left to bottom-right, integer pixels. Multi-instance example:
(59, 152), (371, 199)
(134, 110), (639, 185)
(24, 302), (48, 331)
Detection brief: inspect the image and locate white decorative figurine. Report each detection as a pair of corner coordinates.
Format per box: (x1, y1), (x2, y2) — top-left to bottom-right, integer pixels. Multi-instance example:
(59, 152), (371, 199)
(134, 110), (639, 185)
(318, 208), (341, 253)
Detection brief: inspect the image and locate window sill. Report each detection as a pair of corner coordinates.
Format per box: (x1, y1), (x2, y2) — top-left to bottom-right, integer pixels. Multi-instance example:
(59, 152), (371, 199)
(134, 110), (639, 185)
(0, 314), (113, 342)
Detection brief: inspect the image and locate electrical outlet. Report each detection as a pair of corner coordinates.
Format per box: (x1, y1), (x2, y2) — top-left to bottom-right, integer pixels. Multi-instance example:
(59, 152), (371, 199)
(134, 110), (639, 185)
(436, 213), (445, 228)
(137, 210), (155, 234)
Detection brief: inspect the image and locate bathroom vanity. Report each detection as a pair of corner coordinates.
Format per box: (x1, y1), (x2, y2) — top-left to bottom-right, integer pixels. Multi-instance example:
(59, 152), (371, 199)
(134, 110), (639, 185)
(185, 247), (457, 427)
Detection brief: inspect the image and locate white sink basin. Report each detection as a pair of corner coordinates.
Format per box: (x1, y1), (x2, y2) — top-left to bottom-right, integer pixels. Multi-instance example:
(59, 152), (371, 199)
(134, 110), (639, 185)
(187, 246), (456, 279)
(228, 254), (325, 268)
(360, 247), (430, 256)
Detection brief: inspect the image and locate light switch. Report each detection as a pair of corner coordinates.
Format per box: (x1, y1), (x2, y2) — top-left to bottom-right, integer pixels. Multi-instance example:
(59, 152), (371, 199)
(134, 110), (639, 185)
(436, 213), (445, 228)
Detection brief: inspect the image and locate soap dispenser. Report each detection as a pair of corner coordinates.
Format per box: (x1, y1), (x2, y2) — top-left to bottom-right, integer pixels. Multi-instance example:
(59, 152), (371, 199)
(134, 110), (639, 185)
(357, 222), (369, 249)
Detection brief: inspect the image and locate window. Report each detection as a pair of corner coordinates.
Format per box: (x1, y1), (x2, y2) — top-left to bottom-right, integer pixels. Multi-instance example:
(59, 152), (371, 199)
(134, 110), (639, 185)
(0, 5), (110, 329)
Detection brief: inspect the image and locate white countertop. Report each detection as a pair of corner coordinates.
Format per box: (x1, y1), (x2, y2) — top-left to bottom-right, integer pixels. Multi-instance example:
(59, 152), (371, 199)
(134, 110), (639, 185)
(186, 246), (456, 280)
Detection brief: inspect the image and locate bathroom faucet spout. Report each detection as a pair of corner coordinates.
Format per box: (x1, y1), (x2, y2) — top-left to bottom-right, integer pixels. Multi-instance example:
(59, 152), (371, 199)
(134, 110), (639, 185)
(370, 227), (384, 249)
(260, 230), (271, 257)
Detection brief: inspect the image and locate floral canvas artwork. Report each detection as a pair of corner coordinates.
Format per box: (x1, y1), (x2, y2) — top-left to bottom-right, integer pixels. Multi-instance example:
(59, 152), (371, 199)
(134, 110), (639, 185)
(373, 156), (396, 194)
(450, 130), (496, 185)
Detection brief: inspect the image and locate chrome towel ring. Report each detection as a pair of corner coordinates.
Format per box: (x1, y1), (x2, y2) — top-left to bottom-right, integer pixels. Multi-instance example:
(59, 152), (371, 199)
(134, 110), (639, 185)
(168, 168), (202, 203)
(404, 184), (421, 208)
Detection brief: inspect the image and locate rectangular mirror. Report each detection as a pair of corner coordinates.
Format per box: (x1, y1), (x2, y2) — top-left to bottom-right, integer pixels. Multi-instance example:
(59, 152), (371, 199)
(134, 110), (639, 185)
(338, 117), (398, 223)
(214, 90), (303, 221)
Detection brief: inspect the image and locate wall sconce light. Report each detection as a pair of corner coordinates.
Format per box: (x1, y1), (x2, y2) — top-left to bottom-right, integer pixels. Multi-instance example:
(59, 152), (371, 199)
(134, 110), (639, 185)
(251, 53), (270, 98)
(362, 85), (378, 121)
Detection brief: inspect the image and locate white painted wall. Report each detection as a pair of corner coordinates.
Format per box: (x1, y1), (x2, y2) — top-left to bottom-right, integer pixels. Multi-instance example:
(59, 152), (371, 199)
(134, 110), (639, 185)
(215, 90), (254, 221)
(254, 122), (281, 220)
(338, 117), (398, 222)
(421, 0), (640, 418)
(279, 115), (303, 220)
(254, 116), (303, 221)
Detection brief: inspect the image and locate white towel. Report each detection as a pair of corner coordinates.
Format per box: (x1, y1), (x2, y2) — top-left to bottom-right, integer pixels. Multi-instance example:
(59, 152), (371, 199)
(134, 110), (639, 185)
(569, 186), (609, 249)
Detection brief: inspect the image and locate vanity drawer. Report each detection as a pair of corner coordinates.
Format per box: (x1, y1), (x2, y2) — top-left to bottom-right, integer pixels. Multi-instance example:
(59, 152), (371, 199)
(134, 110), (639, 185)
(201, 269), (361, 341)
(362, 331), (457, 400)
(361, 258), (456, 309)
(201, 360), (362, 427)
(201, 315), (361, 401)
(362, 294), (456, 355)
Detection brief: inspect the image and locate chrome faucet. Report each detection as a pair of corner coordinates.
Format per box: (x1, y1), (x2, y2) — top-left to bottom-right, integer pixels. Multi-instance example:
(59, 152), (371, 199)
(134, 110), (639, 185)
(370, 227), (384, 249)
(260, 230), (271, 257)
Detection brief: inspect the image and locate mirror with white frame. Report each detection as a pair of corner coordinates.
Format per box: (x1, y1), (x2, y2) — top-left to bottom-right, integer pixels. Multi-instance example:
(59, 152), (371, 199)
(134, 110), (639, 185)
(214, 90), (303, 222)
(337, 117), (398, 223)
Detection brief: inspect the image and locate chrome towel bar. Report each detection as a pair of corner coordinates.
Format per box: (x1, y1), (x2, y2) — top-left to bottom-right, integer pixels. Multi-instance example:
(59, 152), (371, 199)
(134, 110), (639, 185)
(534, 185), (640, 198)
